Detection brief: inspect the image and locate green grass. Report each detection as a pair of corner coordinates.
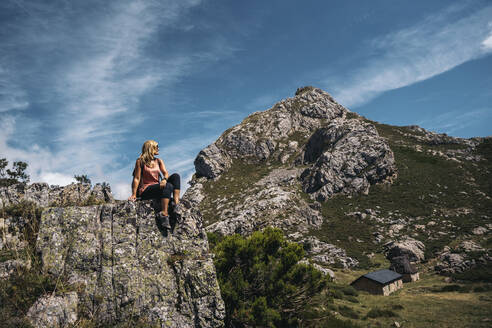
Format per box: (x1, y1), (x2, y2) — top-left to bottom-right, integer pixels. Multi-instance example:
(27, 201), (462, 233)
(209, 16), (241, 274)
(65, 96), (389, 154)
(199, 159), (279, 225)
(307, 122), (492, 266)
(330, 267), (492, 327)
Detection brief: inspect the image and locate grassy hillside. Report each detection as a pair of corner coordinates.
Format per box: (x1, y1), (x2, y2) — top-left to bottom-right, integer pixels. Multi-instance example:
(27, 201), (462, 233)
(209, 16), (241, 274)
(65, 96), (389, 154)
(200, 117), (492, 327)
(311, 119), (492, 267)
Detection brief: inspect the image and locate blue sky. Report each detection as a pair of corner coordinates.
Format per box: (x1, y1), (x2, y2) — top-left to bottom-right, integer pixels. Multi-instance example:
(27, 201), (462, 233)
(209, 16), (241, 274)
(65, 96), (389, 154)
(1, 0), (491, 199)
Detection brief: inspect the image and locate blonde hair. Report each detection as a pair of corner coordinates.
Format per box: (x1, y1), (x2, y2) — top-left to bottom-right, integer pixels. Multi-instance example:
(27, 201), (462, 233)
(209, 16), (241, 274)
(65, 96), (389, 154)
(139, 140), (158, 167)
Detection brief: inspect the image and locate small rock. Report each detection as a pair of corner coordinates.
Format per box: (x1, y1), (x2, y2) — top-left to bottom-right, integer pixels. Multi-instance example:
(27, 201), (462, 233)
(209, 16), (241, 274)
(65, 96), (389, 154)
(472, 226), (487, 235)
(26, 292), (78, 328)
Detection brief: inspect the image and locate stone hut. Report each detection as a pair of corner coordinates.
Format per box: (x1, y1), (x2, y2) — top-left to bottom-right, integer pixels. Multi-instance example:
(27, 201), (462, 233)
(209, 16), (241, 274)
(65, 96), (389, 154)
(390, 255), (419, 282)
(350, 269), (403, 296)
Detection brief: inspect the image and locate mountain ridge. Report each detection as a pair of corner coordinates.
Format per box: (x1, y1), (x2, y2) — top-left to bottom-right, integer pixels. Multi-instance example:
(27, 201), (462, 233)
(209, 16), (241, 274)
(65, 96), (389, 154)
(184, 86), (491, 275)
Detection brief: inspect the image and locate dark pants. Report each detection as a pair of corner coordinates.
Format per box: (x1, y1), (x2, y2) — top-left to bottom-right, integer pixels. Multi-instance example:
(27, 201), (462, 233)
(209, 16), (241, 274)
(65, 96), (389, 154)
(140, 173), (181, 200)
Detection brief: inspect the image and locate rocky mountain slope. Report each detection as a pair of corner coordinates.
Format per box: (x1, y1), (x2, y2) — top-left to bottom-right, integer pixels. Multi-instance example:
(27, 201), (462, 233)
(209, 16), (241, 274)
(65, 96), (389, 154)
(185, 86), (491, 276)
(0, 183), (225, 327)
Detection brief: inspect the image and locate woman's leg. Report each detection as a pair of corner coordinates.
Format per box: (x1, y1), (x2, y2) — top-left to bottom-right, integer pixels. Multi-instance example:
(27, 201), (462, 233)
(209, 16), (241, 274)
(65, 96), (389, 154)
(141, 183), (173, 216)
(167, 173), (181, 204)
(159, 182), (174, 216)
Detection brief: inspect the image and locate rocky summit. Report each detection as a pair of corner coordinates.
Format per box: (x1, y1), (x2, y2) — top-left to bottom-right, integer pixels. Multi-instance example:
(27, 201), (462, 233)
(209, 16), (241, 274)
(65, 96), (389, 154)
(187, 86), (491, 276)
(190, 87), (396, 239)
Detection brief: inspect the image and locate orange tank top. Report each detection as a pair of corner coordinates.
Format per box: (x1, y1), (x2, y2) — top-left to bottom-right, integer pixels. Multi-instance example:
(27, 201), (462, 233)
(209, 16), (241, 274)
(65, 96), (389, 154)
(138, 159), (160, 195)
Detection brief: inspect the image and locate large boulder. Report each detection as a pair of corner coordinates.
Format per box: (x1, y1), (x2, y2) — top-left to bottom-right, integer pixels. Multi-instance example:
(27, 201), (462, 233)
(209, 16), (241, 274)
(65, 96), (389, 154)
(384, 237), (426, 263)
(35, 200), (225, 327)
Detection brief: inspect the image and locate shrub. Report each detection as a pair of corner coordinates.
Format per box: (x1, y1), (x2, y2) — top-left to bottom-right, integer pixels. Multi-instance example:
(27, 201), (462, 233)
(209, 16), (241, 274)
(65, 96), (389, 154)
(0, 158), (30, 187)
(211, 227), (333, 327)
(74, 174), (91, 185)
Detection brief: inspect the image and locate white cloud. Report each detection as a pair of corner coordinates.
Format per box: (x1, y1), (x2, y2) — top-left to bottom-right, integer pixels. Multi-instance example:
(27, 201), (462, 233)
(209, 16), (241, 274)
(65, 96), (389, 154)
(113, 182), (131, 201)
(326, 5), (492, 108)
(39, 172), (75, 186)
(482, 33), (492, 49)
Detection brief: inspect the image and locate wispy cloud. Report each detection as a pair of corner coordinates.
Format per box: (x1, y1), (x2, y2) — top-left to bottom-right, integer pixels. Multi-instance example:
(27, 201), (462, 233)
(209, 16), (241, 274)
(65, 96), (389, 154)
(0, 66), (29, 112)
(326, 4), (492, 108)
(0, 0), (240, 198)
(416, 107), (492, 137)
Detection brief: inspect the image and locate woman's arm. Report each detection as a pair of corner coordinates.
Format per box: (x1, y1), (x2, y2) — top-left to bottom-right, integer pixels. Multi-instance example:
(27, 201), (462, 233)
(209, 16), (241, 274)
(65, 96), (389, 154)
(128, 159), (141, 201)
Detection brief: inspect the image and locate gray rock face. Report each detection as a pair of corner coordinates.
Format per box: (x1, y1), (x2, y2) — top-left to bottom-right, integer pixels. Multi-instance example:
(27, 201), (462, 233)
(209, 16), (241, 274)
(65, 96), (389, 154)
(193, 87), (396, 202)
(300, 236), (359, 268)
(384, 237), (426, 263)
(203, 168), (324, 236)
(434, 240), (491, 275)
(36, 200), (225, 327)
(26, 292), (78, 328)
(301, 119), (396, 201)
(194, 88), (352, 180)
(0, 215), (29, 252)
(0, 182), (113, 208)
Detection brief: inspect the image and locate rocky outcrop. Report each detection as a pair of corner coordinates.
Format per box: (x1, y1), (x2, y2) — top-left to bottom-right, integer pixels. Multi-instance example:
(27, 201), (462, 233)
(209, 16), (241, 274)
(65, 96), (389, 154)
(0, 182), (113, 208)
(188, 87), (397, 273)
(434, 241), (491, 275)
(0, 182), (113, 280)
(34, 200), (224, 327)
(384, 237), (426, 263)
(300, 119), (396, 201)
(0, 258), (31, 278)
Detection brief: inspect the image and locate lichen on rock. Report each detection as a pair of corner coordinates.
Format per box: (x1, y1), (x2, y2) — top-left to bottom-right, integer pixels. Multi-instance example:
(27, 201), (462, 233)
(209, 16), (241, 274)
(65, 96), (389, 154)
(35, 200), (225, 327)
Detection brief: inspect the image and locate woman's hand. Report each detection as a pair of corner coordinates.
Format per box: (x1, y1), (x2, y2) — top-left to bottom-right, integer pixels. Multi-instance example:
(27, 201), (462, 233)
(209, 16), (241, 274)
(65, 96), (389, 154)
(128, 194), (137, 201)
(160, 180), (167, 189)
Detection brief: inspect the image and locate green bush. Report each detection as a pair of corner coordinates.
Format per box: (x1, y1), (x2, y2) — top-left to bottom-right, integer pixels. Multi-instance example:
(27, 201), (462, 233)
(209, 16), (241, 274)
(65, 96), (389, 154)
(0, 158), (30, 187)
(211, 227), (335, 327)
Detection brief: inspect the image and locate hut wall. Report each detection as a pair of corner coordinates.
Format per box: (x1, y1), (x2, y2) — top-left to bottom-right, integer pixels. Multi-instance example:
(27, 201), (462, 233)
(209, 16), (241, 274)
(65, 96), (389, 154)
(382, 279), (403, 296)
(352, 278), (384, 295)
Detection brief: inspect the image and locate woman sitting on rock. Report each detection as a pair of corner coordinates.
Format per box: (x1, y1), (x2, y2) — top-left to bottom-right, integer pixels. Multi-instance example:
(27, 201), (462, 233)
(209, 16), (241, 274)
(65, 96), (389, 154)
(128, 140), (180, 229)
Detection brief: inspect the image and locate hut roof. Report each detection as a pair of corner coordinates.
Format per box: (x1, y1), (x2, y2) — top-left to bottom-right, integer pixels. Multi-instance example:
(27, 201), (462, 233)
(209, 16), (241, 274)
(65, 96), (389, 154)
(351, 269), (402, 286)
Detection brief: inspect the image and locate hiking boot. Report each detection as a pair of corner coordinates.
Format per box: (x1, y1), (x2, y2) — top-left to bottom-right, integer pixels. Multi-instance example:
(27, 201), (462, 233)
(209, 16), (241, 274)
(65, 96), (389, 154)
(157, 212), (171, 229)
